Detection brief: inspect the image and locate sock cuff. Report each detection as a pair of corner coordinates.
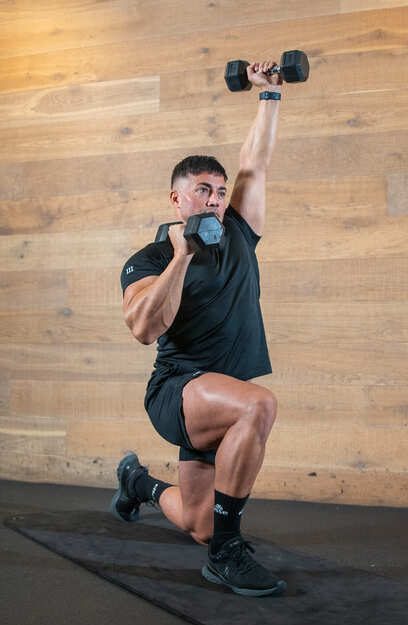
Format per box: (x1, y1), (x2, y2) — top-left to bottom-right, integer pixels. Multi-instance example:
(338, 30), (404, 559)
(150, 479), (172, 503)
(214, 490), (249, 516)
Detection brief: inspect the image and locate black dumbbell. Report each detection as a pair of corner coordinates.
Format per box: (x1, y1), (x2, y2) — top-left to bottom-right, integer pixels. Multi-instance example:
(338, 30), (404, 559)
(225, 50), (309, 91)
(155, 212), (225, 251)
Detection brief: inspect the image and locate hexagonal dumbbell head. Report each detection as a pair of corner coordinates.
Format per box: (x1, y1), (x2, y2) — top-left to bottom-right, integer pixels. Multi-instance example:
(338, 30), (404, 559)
(279, 50), (309, 83)
(184, 212), (225, 250)
(224, 60), (251, 92)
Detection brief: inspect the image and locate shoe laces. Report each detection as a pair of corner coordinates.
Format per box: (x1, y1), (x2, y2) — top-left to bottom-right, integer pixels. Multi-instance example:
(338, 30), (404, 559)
(230, 539), (259, 574)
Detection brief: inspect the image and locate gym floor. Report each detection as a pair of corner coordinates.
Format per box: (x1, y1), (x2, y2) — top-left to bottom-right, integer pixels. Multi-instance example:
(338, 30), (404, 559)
(1, 479), (407, 625)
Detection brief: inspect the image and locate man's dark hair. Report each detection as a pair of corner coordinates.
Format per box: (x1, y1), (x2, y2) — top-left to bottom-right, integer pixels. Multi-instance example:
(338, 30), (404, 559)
(171, 155), (228, 188)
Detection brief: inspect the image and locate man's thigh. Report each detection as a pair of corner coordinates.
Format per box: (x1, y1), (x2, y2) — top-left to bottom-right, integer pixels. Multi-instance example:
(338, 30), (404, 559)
(182, 372), (276, 451)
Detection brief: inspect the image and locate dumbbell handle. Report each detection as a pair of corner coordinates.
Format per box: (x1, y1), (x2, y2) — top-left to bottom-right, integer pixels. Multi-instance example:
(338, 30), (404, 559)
(263, 64), (281, 76)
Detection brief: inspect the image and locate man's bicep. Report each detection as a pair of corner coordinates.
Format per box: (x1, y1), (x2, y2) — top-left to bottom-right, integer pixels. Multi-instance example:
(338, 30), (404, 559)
(123, 275), (159, 308)
(229, 169), (266, 236)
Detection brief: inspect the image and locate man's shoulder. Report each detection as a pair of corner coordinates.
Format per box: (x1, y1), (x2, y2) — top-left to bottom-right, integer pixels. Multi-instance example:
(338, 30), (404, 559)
(123, 241), (172, 268)
(224, 204), (261, 247)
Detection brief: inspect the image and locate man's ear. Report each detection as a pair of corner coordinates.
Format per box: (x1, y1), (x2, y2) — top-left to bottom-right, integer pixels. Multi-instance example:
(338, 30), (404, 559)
(169, 189), (179, 207)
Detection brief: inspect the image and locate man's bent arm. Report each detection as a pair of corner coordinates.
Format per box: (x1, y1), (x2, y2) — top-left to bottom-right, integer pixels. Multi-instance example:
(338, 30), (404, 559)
(124, 253), (193, 344)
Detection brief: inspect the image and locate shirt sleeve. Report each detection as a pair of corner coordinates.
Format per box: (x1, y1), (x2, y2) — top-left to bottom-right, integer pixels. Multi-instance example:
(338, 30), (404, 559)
(120, 243), (170, 294)
(225, 205), (262, 249)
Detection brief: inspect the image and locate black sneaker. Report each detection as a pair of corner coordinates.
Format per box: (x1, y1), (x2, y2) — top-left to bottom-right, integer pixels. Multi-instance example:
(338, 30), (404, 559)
(202, 535), (287, 597)
(109, 452), (152, 522)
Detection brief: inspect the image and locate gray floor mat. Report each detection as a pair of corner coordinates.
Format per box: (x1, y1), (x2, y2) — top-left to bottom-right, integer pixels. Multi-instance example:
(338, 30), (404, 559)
(5, 509), (407, 625)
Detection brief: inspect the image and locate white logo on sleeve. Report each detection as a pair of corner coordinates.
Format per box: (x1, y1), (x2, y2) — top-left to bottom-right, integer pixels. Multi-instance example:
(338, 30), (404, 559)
(126, 265), (134, 275)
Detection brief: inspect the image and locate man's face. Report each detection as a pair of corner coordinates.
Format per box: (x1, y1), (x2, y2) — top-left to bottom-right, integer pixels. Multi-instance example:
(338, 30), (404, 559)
(170, 172), (228, 223)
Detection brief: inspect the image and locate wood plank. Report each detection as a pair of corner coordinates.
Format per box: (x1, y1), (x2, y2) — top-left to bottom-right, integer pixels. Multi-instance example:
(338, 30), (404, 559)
(259, 257), (408, 303)
(2, 0), (405, 60)
(265, 131), (408, 183)
(264, 302), (408, 344)
(340, 1), (408, 12)
(266, 421), (408, 471)
(1, 0), (352, 60)
(2, 90), (408, 161)
(366, 386), (408, 427)
(0, 308), (129, 343)
(258, 217), (408, 262)
(0, 450), (179, 490)
(10, 378), (407, 430)
(66, 417), (408, 470)
(2, 211), (407, 275)
(0, 270), (66, 309)
(0, 343), (156, 381)
(269, 341), (408, 386)
(0, 230), (131, 271)
(0, 7), (406, 93)
(0, 450), (406, 506)
(0, 188), (182, 235)
(1, 302), (407, 344)
(67, 268), (123, 307)
(66, 417), (173, 459)
(0, 341), (406, 386)
(387, 173), (408, 216)
(263, 383), (408, 428)
(0, 415), (65, 455)
(0, 131), (406, 202)
(0, 374), (9, 414)
(0, 76), (159, 123)
(0, 175), (387, 235)
(67, 256), (408, 310)
(9, 379), (146, 419)
(256, 465), (408, 506)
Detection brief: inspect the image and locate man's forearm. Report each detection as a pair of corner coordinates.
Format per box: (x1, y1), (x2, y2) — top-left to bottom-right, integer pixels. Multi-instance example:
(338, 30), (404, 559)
(240, 85), (281, 171)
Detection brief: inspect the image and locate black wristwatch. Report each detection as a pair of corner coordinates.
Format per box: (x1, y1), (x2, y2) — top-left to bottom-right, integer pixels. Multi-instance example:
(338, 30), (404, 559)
(259, 91), (281, 101)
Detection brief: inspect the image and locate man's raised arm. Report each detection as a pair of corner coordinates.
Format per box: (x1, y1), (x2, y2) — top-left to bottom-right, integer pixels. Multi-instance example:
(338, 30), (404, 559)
(230, 60), (282, 236)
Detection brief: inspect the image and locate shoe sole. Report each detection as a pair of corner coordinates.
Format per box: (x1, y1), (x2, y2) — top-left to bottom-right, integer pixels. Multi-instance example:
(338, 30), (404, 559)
(109, 489), (140, 522)
(201, 565), (287, 597)
(110, 452), (142, 522)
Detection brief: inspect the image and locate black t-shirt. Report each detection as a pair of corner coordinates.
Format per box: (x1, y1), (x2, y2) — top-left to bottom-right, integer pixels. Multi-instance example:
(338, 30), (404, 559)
(121, 205), (272, 381)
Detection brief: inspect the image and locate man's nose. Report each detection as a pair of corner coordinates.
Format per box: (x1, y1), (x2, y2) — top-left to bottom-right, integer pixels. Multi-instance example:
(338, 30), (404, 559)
(206, 191), (219, 206)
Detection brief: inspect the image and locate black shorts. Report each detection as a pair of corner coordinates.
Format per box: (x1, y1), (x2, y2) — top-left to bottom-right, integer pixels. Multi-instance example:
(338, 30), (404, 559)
(144, 366), (216, 465)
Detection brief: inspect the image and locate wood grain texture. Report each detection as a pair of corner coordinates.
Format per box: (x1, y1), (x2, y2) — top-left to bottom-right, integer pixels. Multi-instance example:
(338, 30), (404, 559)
(0, 343), (156, 381)
(0, 175), (387, 234)
(1, 90), (408, 162)
(9, 379), (146, 419)
(1, 7), (406, 92)
(0, 1), (407, 505)
(1, 130), (407, 203)
(387, 173), (408, 215)
(1, 302), (407, 344)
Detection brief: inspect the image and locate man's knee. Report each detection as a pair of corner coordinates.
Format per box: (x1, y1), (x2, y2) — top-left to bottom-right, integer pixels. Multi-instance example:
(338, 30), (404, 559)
(244, 390), (278, 443)
(190, 528), (212, 545)
(183, 509), (213, 545)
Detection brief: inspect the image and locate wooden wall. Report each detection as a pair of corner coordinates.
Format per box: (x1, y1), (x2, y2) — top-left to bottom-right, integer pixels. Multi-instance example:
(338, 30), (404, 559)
(1, 0), (407, 506)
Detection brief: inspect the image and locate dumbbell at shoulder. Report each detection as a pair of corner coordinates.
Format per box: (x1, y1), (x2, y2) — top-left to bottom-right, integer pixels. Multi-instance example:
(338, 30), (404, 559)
(154, 212), (225, 251)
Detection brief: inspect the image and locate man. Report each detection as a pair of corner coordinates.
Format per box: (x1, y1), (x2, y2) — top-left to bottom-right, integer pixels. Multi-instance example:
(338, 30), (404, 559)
(111, 61), (287, 597)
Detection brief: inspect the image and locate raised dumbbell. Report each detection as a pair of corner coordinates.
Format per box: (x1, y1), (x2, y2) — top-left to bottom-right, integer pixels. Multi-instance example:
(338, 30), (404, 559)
(155, 212), (225, 251)
(225, 49), (309, 91)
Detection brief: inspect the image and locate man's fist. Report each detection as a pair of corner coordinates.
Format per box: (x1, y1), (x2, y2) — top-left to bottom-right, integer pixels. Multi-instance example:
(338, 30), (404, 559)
(246, 61), (283, 89)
